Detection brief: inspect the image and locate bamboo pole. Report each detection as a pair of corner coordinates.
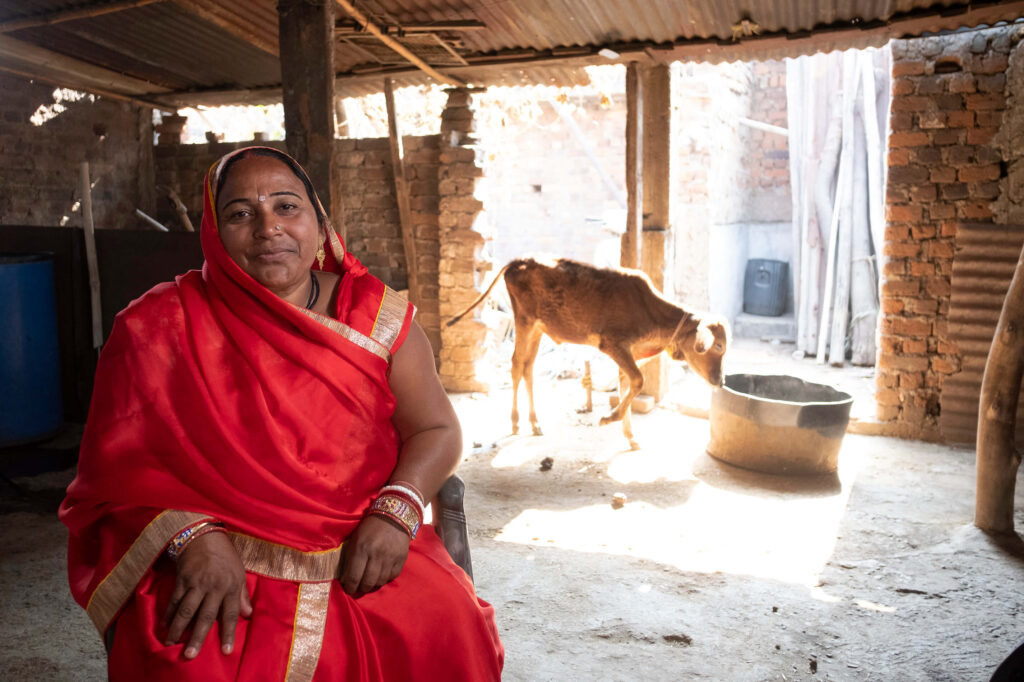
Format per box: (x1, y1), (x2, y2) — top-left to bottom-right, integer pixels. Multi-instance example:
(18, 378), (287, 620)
(976, 239), (1024, 534)
(334, 0), (466, 87)
(828, 52), (859, 367)
(135, 208), (170, 232)
(384, 78), (419, 308)
(850, 105), (877, 366)
(80, 163), (103, 351)
(860, 50), (885, 271)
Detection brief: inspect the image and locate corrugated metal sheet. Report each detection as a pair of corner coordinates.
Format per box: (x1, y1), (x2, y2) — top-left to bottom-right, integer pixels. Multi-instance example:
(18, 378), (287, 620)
(1, 1), (1022, 104)
(941, 223), (1024, 446)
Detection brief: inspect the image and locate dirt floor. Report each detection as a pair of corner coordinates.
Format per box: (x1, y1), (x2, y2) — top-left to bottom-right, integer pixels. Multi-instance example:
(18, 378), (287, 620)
(2, 339), (1024, 681)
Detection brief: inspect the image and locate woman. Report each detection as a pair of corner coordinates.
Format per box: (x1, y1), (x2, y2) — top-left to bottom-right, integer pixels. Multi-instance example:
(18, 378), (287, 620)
(59, 147), (504, 680)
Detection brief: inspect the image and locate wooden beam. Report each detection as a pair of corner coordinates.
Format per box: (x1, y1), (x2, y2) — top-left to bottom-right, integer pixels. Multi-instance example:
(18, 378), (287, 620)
(621, 61), (642, 270)
(0, 34), (173, 98)
(173, 0), (279, 56)
(279, 0), (338, 237)
(336, 20), (486, 35)
(334, 0), (466, 87)
(0, 0), (168, 34)
(384, 78), (419, 308)
(0, 63), (176, 111)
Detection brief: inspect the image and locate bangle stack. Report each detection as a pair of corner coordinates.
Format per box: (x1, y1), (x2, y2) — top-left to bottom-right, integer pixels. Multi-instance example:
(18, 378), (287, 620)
(166, 520), (226, 561)
(368, 481), (425, 539)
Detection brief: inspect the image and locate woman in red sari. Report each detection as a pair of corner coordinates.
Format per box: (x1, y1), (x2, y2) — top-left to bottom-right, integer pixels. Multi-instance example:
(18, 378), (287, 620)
(59, 147), (503, 681)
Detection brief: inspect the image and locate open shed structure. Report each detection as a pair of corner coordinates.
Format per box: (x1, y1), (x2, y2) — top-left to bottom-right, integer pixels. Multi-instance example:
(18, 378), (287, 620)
(5, 2), (1024, 680)
(5, 0), (1024, 442)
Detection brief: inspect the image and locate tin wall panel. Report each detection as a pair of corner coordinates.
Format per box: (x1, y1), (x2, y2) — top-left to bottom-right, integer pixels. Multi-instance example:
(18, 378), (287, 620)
(941, 223), (1024, 446)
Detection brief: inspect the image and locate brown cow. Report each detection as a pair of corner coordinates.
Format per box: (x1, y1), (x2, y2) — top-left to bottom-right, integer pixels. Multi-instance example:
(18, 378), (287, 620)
(447, 258), (729, 448)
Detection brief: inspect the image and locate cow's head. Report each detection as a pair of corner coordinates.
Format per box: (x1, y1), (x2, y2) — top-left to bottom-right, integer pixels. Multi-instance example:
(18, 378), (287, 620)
(667, 314), (729, 387)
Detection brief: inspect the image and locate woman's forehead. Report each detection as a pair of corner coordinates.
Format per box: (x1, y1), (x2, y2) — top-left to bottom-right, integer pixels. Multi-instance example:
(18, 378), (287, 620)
(219, 155), (303, 193)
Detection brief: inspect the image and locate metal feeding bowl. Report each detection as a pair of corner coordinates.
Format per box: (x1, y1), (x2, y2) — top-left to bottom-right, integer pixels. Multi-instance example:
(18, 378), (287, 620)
(707, 374), (854, 475)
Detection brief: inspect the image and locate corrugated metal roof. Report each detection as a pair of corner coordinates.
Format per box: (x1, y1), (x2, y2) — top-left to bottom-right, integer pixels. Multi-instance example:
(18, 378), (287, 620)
(941, 223), (1024, 446)
(0, 0), (1022, 106)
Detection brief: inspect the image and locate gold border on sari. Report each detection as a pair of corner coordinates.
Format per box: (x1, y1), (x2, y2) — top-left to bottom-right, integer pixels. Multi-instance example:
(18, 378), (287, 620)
(285, 582), (332, 682)
(370, 286), (411, 351)
(295, 307), (391, 362)
(85, 510), (212, 635)
(229, 533), (343, 582)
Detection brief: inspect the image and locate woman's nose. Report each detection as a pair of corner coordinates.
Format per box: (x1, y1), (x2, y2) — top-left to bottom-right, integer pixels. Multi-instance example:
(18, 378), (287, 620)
(253, 212), (278, 237)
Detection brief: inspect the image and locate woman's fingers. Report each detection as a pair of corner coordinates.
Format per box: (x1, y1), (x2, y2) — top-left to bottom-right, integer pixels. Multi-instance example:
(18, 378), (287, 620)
(164, 588), (203, 645)
(218, 589), (241, 655)
(182, 593), (222, 659)
(163, 583), (188, 629)
(340, 547), (367, 596)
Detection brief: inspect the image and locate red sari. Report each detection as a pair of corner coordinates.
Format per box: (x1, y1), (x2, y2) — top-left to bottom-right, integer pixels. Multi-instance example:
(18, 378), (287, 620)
(59, 149), (503, 681)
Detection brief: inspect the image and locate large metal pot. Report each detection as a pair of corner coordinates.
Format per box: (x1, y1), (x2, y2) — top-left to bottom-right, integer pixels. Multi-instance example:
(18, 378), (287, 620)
(707, 374), (853, 475)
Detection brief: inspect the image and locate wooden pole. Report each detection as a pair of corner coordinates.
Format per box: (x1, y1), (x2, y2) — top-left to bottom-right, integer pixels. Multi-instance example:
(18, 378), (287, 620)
(816, 131), (847, 364)
(334, 0), (466, 87)
(278, 0), (338, 237)
(639, 62), (670, 401)
(384, 78), (419, 307)
(860, 50), (885, 268)
(621, 61), (643, 270)
(976, 240), (1024, 534)
(850, 82), (878, 366)
(80, 162), (103, 351)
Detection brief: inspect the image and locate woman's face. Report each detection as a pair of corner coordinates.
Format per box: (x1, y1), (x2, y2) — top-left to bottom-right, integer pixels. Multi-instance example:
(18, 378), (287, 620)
(216, 155), (320, 300)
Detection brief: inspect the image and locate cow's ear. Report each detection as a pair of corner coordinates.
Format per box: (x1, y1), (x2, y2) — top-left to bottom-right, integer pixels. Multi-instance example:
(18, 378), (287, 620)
(694, 322), (714, 354)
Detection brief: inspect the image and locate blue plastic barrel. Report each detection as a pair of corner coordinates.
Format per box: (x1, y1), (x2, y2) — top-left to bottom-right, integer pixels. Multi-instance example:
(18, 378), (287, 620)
(0, 253), (63, 446)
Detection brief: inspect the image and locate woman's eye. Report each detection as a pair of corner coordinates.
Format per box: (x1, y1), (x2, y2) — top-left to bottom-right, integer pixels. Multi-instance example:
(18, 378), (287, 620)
(229, 209), (252, 220)
(278, 203), (298, 212)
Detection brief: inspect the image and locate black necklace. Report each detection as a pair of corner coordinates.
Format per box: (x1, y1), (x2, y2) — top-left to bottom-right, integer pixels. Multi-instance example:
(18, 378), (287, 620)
(305, 271), (320, 310)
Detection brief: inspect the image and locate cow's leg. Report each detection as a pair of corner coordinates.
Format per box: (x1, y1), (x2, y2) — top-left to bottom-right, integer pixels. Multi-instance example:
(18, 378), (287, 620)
(598, 345), (643, 429)
(511, 321), (544, 435)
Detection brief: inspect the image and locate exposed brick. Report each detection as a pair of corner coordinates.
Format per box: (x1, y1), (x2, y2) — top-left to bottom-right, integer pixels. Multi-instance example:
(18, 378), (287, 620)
(924, 277), (952, 297)
(889, 131), (931, 148)
(903, 338), (928, 354)
(958, 163), (1001, 183)
(958, 200), (993, 220)
(940, 183), (969, 200)
(931, 357), (960, 374)
(891, 78), (916, 96)
(876, 387), (902, 406)
(883, 316), (932, 337)
(946, 73), (977, 94)
(934, 94), (965, 111)
(977, 111), (1004, 127)
(910, 223), (937, 239)
(893, 60), (927, 76)
(881, 279), (920, 296)
(885, 225), (912, 241)
(909, 261), (935, 276)
(882, 298), (905, 314)
(977, 73), (1006, 93)
(876, 404), (900, 422)
(889, 165), (930, 185)
(878, 353), (930, 372)
(900, 372), (925, 389)
(883, 259), (907, 277)
(889, 111), (915, 132)
(892, 96), (932, 112)
(885, 241), (921, 257)
(930, 128), (964, 145)
(965, 93), (1006, 111)
(910, 147), (942, 165)
(886, 204), (923, 222)
(974, 53), (1008, 75)
(888, 148), (910, 166)
(929, 204), (957, 220)
(967, 127), (998, 145)
(910, 183), (937, 202)
(945, 110), (975, 128)
(929, 167), (957, 183)
(970, 182), (1001, 200)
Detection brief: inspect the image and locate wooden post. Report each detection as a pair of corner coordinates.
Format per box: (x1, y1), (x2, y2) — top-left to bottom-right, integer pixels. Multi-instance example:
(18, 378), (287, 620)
(621, 61), (643, 270)
(640, 62), (670, 400)
(976, 239), (1024, 534)
(278, 0), (338, 236)
(79, 162), (102, 351)
(384, 78), (419, 307)
(850, 94), (878, 366)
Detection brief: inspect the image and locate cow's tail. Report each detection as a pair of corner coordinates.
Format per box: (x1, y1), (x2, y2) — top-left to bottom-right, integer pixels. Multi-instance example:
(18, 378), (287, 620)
(446, 262), (513, 327)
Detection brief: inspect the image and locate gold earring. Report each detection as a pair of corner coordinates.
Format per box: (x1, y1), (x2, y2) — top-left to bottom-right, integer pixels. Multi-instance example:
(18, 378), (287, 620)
(316, 244), (326, 269)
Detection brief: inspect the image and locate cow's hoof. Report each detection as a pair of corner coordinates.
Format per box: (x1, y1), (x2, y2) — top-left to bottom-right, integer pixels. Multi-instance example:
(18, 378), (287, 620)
(628, 439), (640, 451)
(532, 426), (543, 436)
(599, 414), (617, 426)
(576, 406), (593, 414)
(512, 425), (519, 435)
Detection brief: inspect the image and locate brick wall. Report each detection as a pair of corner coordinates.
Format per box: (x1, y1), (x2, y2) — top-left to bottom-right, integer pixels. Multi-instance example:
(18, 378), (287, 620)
(880, 27), (1016, 436)
(0, 73), (153, 230)
(744, 61), (792, 221)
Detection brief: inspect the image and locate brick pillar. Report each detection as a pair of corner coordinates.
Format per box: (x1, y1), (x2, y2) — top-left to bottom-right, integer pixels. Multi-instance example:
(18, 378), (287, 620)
(438, 88), (491, 392)
(155, 113), (186, 146)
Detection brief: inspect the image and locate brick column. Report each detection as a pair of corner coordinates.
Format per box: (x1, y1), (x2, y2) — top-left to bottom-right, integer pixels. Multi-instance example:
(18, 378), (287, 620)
(881, 29), (1010, 435)
(438, 88), (491, 392)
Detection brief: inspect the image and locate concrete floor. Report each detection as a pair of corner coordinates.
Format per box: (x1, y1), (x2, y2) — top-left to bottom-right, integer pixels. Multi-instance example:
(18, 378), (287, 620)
(2, 339), (1023, 680)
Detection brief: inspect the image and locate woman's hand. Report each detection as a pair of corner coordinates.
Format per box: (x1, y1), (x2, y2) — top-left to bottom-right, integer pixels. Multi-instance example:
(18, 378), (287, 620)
(339, 515), (411, 596)
(163, 531), (252, 659)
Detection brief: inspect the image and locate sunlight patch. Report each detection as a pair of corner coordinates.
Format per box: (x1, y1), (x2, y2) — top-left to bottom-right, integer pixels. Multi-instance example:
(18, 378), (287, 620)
(30, 88), (92, 126)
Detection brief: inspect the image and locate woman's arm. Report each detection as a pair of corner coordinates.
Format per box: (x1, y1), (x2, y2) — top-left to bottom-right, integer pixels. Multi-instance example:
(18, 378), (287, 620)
(339, 321), (463, 596)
